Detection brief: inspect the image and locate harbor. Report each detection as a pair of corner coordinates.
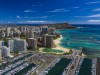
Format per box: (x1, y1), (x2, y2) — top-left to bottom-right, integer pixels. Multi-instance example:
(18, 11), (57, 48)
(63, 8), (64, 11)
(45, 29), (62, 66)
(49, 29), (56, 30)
(46, 58), (71, 75)
(78, 58), (92, 75)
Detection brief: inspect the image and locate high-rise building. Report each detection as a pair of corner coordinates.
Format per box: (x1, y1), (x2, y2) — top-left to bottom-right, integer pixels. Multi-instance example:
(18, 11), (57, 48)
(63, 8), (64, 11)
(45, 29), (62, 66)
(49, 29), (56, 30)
(41, 27), (48, 35)
(8, 40), (14, 51)
(0, 41), (3, 61)
(27, 38), (37, 50)
(48, 27), (56, 35)
(20, 27), (27, 32)
(0, 41), (5, 47)
(0, 31), (6, 38)
(9, 31), (14, 39)
(2, 41), (4, 46)
(6, 27), (11, 37)
(13, 31), (21, 38)
(46, 35), (54, 48)
(0, 41), (2, 47)
(34, 32), (40, 39)
(0, 49), (2, 61)
(42, 34), (54, 48)
(15, 39), (27, 52)
(0, 31), (5, 38)
(42, 34), (48, 47)
(26, 30), (34, 39)
(8, 39), (27, 52)
(1, 46), (11, 57)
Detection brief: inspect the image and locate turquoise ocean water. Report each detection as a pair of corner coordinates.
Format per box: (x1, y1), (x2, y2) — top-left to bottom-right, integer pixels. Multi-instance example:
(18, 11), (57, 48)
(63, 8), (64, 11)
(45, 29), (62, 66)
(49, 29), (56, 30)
(57, 25), (100, 57)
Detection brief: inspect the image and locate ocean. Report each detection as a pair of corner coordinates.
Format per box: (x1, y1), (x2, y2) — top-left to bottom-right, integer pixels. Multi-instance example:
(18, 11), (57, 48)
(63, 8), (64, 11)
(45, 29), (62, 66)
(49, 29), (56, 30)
(57, 25), (100, 57)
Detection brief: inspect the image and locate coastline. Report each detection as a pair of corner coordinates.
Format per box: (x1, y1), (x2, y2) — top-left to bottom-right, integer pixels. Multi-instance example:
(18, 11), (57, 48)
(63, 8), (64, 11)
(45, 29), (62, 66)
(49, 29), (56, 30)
(53, 35), (70, 53)
(53, 34), (86, 56)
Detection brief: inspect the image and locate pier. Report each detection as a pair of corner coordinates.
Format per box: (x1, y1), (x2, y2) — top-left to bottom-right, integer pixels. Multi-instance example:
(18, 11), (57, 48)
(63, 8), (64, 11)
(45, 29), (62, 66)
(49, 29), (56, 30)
(66, 56), (81, 75)
(96, 58), (100, 75)
(74, 58), (84, 75)
(91, 58), (97, 75)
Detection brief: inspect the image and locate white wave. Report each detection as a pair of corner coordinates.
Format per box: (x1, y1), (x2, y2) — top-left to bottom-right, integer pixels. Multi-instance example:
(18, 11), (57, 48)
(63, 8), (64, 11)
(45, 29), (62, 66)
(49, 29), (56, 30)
(77, 26), (84, 29)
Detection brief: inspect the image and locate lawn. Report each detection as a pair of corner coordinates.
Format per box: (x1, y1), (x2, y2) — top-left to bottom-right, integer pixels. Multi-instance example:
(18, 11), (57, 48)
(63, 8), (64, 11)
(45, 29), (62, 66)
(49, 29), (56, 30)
(43, 48), (64, 54)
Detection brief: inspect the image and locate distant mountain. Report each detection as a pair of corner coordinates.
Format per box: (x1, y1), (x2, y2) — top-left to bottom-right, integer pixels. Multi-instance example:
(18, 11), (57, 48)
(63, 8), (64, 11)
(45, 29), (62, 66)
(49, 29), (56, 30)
(41, 23), (76, 29)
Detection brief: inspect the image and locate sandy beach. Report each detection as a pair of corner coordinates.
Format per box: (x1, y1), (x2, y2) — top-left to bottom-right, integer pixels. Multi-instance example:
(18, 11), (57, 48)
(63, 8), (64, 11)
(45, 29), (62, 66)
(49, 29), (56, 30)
(53, 35), (70, 52)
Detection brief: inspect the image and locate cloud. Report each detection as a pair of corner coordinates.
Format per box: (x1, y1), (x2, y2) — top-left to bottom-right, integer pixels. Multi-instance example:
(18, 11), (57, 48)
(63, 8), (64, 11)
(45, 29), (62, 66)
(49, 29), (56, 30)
(48, 9), (69, 12)
(87, 20), (100, 23)
(37, 16), (48, 19)
(85, 1), (100, 4)
(73, 7), (80, 9)
(19, 20), (53, 24)
(87, 14), (100, 17)
(16, 16), (49, 19)
(7, 22), (12, 23)
(17, 15), (21, 18)
(24, 10), (36, 12)
(26, 21), (50, 23)
(92, 8), (100, 11)
(32, 4), (43, 6)
(75, 14), (100, 18)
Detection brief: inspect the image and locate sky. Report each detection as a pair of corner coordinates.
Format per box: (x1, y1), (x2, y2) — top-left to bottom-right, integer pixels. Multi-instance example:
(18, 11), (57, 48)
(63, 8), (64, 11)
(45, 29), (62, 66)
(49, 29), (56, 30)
(0, 0), (100, 24)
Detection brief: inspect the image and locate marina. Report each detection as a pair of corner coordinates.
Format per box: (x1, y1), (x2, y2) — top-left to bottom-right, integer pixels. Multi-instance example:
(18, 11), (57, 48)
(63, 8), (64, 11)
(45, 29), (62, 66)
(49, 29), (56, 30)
(14, 63), (36, 75)
(78, 58), (92, 75)
(46, 58), (71, 75)
(0, 53), (32, 70)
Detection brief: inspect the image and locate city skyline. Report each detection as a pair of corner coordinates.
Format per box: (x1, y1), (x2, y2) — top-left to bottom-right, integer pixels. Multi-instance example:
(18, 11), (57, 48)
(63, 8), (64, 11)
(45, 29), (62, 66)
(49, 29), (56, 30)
(0, 0), (100, 24)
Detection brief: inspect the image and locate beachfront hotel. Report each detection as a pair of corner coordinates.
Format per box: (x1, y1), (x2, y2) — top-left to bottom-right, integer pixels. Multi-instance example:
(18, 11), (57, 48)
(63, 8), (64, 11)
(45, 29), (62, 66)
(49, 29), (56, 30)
(27, 38), (37, 50)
